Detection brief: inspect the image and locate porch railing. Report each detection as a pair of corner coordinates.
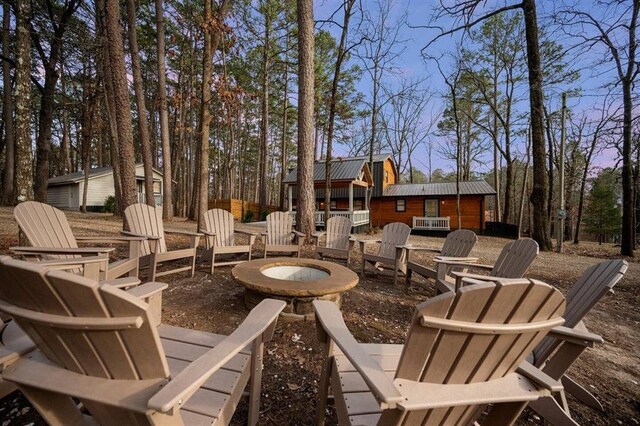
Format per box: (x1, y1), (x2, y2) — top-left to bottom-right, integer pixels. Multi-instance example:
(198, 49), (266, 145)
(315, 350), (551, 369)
(412, 216), (450, 230)
(289, 210), (370, 226)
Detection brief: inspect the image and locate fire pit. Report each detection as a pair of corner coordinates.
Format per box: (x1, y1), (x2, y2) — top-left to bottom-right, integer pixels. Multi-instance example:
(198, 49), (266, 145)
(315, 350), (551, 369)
(232, 257), (358, 320)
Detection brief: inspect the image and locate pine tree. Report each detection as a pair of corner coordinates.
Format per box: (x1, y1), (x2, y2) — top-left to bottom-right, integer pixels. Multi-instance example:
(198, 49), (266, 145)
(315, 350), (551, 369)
(584, 169), (621, 245)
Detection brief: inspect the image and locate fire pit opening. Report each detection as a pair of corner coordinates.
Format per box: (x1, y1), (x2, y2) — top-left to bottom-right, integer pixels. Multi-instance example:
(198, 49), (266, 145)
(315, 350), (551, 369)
(261, 265), (329, 281)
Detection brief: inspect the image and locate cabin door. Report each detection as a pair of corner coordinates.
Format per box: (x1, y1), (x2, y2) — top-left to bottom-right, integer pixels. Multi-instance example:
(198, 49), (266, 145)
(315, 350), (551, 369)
(424, 199), (439, 217)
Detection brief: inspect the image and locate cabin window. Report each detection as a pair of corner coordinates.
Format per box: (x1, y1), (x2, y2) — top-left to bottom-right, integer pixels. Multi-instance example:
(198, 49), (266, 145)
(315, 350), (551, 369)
(396, 199), (406, 212)
(153, 182), (161, 194)
(424, 199), (439, 217)
(353, 199), (363, 210)
(385, 170), (389, 183)
(330, 200), (337, 209)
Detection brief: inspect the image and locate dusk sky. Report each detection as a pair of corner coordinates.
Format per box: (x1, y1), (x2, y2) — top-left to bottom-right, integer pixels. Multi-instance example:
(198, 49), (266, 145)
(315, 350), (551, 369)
(314, 0), (629, 178)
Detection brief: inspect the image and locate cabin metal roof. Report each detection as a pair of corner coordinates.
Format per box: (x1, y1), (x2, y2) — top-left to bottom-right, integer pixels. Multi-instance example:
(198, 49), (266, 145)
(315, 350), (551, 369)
(283, 158), (370, 183)
(48, 165), (164, 186)
(382, 181), (496, 197)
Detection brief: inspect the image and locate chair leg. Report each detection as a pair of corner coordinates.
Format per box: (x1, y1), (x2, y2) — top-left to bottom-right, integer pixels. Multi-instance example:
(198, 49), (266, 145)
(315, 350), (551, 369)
(190, 252), (197, 277)
(316, 354), (334, 426)
(562, 375), (604, 411)
(394, 262), (399, 286)
(361, 258), (366, 276)
(210, 251), (215, 274)
(248, 336), (265, 426)
(149, 253), (158, 282)
(405, 267), (412, 286)
(529, 396), (580, 426)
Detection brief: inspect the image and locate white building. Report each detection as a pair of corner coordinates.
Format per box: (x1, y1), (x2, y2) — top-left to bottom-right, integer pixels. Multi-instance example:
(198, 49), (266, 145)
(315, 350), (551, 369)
(47, 164), (164, 211)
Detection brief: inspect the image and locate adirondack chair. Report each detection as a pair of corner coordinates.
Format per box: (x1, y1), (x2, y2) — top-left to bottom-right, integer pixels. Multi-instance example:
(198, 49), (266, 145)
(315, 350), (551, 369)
(262, 211), (305, 258)
(12, 201), (142, 280)
(200, 209), (257, 273)
(358, 222), (412, 285)
(314, 278), (567, 426)
(312, 216), (354, 265)
(526, 259), (628, 425)
(434, 238), (539, 293)
(405, 229), (478, 286)
(123, 203), (202, 281)
(0, 256), (285, 426)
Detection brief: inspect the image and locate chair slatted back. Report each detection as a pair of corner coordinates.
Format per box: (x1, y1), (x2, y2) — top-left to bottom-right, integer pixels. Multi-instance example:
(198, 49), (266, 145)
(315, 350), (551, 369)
(203, 209), (235, 248)
(490, 238), (539, 278)
(389, 279), (565, 425)
(14, 201), (79, 260)
(440, 229), (477, 257)
(325, 216), (352, 250)
(266, 212), (294, 246)
(378, 222), (411, 260)
(0, 256), (169, 382)
(533, 259), (627, 365)
(124, 204), (167, 255)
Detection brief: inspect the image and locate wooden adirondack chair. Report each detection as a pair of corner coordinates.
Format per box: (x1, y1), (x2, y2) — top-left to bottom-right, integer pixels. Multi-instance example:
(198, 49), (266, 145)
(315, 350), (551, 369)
(201, 209), (257, 273)
(314, 278), (567, 426)
(12, 201), (142, 280)
(526, 259), (628, 425)
(0, 256), (285, 426)
(405, 229), (478, 286)
(124, 203), (202, 281)
(312, 216), (354, 265)
(262, 211), (304, 258)
(434, 238), (539, 293)
(358, 222), (412, 285)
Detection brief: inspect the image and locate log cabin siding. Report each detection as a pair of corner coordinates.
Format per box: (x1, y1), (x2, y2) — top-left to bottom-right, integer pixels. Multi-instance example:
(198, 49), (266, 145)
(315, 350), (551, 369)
(370, 195), (485, 231)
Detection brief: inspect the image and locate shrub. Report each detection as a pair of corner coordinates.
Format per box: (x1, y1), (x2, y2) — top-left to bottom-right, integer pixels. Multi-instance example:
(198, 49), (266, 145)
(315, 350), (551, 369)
(103, 195), (116, 213)
(242, 210), (254, 223)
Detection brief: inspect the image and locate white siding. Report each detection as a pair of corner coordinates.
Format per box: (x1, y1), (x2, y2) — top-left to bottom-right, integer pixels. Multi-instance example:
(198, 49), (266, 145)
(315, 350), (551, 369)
(47, 185), (70, 209)
(79, 174), (115, 208)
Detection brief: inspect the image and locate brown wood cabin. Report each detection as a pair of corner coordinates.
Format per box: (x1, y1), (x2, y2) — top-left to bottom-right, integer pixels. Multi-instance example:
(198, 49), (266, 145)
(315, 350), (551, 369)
(283, 154), (496, 233)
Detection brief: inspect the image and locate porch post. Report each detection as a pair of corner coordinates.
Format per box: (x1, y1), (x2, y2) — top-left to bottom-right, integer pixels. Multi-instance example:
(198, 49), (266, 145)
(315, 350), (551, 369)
(349, 182), (354, 212)
(287, 185), (293, 211)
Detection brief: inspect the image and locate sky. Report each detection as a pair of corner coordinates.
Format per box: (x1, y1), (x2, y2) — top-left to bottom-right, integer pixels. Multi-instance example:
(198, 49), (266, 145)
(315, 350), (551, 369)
(313, 0), (631, 178)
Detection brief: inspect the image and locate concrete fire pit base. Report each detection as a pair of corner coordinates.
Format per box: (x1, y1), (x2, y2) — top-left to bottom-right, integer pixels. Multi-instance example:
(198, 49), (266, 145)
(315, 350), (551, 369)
(232, 257), (359, 321)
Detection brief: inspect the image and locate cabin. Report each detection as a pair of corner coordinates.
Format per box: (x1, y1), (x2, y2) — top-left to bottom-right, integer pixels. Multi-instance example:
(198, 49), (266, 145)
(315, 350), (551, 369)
(47, 164), (164, 212)
(284, 154), (496, 233)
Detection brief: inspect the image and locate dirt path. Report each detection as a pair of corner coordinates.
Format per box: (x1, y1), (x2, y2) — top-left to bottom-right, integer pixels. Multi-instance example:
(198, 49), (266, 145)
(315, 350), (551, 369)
(0, 207), (638, 425)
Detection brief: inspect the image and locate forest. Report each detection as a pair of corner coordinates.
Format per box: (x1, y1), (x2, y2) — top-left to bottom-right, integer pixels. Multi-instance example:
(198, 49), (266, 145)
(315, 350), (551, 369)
(0, 0), (638, 255)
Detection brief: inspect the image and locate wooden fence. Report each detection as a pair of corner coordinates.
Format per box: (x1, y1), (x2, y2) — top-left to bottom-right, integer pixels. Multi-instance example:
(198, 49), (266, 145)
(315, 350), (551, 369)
(207, 199), (278, 221)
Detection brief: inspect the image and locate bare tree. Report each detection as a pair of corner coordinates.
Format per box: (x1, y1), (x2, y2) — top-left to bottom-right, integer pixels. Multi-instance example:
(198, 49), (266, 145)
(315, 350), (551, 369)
(558, 0), (639, 255)
(14, 0), (33, 203)
(156, 0), (173, 218)
(1, 2), (14, 204)
(424, 0), (553, 250)
(125, 0), (155, 207)
(296, 0), (315, 237)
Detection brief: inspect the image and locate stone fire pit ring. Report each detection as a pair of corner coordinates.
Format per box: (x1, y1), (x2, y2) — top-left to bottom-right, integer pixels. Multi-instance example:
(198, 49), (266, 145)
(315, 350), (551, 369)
(232, 257), (359, 320)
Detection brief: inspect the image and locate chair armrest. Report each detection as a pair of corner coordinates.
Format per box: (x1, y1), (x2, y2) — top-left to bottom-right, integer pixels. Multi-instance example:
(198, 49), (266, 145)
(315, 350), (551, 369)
(547, 324), (604, 345)
(516, 361), (564, 392)
(292, 230), (306, 237)
(433, 256), (479, 263)
(313, 300), (402, 408)
(393, 372), (549, 411)
(434, 259), (491, 269)
(198, 229), (215, 236)
(31, 256), (109, 268)
(102, 277), (141, 289)
(126, 282), (168, 299)
(165, 229), (204, 237)
(312, 232), (326, 238)
(11, 246), (116, 255)
(395, 244), (413, 250)
(406, 246), (441, 254)
(147, 299), (286, 413)
(357, 239), (381, 245)
(76, 236), (146, 243)
(121, 230), (161, 240)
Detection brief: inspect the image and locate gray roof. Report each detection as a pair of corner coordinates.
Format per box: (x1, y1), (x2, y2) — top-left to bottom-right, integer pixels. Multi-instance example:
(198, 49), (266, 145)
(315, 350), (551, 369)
(48, 164), (163, 186)
(382, 181), (496, 197)
(283, 158), (369, 183)
(316, 153), (391, 163)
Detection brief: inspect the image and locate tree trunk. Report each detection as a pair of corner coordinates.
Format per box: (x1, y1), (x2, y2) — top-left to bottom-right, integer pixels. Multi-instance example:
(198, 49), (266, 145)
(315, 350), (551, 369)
(104, 0), (138, 219)
(125, 0), (155, 207)
(60, 70), (72, 175)
(1, 2), (14, 205)
(279, 34), (290, 211)
(80, 68), (95, 213)
(14, 0), (33, 203)
(296, 0), (316, 238)
(156, 0), (173, 219)
(522, 0), (552, 251)
(259, 11), (271, 213)
(325, 0), (354, 220)
(621, 76), (635, 255)
(33, 0), (80, 202)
